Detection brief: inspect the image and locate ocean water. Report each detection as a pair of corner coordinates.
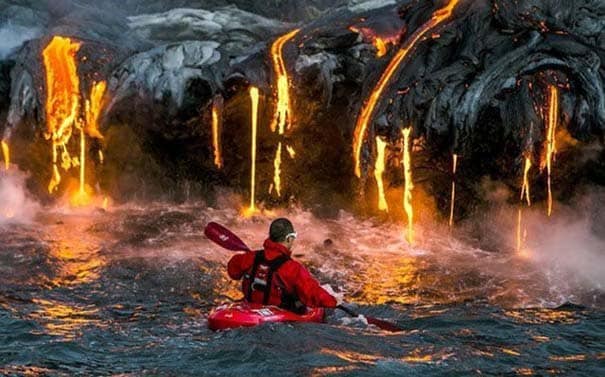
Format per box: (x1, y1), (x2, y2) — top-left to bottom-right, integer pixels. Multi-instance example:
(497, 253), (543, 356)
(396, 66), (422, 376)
(0, 202), (603, 376)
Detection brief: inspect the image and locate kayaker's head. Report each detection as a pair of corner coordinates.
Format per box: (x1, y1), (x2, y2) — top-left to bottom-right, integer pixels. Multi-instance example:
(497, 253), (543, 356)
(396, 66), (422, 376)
(269, 218), (297, 250)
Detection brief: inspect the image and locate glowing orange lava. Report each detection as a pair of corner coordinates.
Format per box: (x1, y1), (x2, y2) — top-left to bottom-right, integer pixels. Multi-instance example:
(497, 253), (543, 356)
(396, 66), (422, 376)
(1, 140), (9, 170)
(269, 29), (300, 197)
(374, 136), (388, 212)
(402, 128), (414, 244)
(353, 0), (460, 177)
(84, 81), (107, 140)
(248, 86), (260, 214)
(43, 36), (82, 193)
(273, 142), (283, 197)
(545, 85), (559, 216)
(70, 81), (107, 207)
(270, 28), (300, 134)
(211, 98), (223, 169)
(520, 157), (532, 207)
(374, 37), (388, 58)
(517, 157), (532, 255)
(448, 154), (458, 227)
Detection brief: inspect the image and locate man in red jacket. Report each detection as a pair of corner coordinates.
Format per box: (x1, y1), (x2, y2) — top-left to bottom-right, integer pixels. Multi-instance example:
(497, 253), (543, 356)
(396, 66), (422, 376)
(227, 218), (337, 313)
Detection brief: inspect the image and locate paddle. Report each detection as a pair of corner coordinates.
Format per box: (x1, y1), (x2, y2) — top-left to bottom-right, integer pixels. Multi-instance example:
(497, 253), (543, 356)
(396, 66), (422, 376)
(204, 222), (251, 252)
(204, 222), (403, 332)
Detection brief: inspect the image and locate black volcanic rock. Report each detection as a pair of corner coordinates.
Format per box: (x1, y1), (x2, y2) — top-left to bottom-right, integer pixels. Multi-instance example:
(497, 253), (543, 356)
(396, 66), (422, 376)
(0, 0), (603, 216)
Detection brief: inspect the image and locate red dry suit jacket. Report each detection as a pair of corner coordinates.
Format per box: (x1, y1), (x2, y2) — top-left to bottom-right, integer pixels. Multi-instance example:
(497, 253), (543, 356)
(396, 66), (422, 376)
(227, 239), (337, 308)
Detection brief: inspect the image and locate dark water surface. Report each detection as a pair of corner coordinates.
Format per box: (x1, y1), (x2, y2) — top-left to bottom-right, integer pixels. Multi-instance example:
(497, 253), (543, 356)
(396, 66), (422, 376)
(0, 204), (603, 376)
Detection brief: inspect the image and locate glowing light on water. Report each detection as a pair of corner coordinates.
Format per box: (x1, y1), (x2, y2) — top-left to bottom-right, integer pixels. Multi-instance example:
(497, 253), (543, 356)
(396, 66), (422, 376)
(402, 128), (414, 244)
(374, 136), (388, 212)
(1, 140), (9, 170)
(43, 36), (81, 193)
(545, 85), (559, 216)
(352, 0), (460, 178)
(449, 154), (458, 227)
(248, 86), (260, 214)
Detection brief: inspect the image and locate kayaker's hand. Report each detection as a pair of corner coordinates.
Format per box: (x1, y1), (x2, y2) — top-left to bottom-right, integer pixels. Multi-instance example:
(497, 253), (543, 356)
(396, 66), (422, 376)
(321, 284), (344, 306)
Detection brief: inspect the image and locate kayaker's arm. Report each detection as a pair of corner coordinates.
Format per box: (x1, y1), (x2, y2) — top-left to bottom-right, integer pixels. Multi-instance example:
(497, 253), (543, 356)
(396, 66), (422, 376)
(291, 264), (337, 308)
(227, 251), (253, 280)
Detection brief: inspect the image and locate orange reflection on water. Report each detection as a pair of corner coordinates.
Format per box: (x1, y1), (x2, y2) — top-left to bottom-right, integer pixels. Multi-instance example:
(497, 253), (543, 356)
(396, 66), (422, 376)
(355, 256), (421, 305)
(549, 354), (587, 362)
(30, 298), (101, 339)
(309, 365), (360, 377)
(503, 308), (580, 325)
(320, 349), (380, 365)
(501, 348), (521, 356)
(515, 368), (535, 375)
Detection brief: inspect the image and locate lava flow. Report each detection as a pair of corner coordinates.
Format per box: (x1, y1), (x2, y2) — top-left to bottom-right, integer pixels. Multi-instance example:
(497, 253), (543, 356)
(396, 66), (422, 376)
(43, 36), (82, 194)
(520, 157), (532, 206)
(374, 137), (389, 212)
(272, 142), (282, 197)
(211, 97), (223, 169)
(70, 81), (107, 206)
(449, 154), (458, 227)
(517, 157), (532, 254)
(1, 140), (8, 170)
(352, 0), (460, 178)
(247, 86), (260, 214)
(402, 128), (414, 244)
(545, 85), (559, 216)
(270, 29), (300, 197)
(348, 26), (393, 58)
(269, 29), (300, 134)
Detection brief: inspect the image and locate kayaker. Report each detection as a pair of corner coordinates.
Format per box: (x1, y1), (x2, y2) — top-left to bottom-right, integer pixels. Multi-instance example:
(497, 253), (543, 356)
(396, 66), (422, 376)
(227, 218), (338, 313)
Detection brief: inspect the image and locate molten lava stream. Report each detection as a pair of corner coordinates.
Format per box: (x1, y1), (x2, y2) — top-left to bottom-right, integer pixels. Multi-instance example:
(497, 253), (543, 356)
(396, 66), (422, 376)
(353, 0), (460, 178)
(270, 28), (300, 197)
(402, 128), (414, 245)
(270, 28), (300, 134)
(449, 154), (458, 227)
(520, 157), (532, 206)
(79, 128), (85, 195)
(374, 37), (388, 58)
(211, 98), (223, 169)
(517, 157), (532, 254)
(248, 87), (260, 214)
(71, 81), (108, 207)
(273, 142), (282, 197)
(43, 36), (82, 194)
(545, 85), (559, 216)
(374, 137), (389, 212)
(1, 140), (9, 170)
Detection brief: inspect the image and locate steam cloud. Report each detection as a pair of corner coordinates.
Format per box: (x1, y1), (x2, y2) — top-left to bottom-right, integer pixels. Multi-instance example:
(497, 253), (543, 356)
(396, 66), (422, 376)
(0, 169), (39, 224)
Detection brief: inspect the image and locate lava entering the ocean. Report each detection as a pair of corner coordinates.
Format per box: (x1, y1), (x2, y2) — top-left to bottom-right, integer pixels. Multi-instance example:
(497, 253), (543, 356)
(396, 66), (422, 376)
(352, 0), (460, 178)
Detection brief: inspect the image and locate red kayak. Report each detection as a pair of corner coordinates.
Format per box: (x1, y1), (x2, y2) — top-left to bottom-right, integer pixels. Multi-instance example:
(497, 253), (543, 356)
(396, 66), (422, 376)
(208, 302), (325, 330)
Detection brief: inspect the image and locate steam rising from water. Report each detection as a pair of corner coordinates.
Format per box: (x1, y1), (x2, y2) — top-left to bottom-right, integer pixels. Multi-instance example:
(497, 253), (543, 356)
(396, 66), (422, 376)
(0, 169), (39, 223)
(207, 192), (603, 309)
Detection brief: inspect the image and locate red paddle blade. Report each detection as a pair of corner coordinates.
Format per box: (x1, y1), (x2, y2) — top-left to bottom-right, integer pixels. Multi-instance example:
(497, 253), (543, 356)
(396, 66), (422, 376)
(366, 317), (402, 332)
(204, 222), (251, 252)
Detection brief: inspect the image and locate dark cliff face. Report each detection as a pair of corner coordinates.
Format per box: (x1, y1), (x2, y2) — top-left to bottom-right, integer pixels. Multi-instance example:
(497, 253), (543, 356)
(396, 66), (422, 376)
(0, 0), (603, 217)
